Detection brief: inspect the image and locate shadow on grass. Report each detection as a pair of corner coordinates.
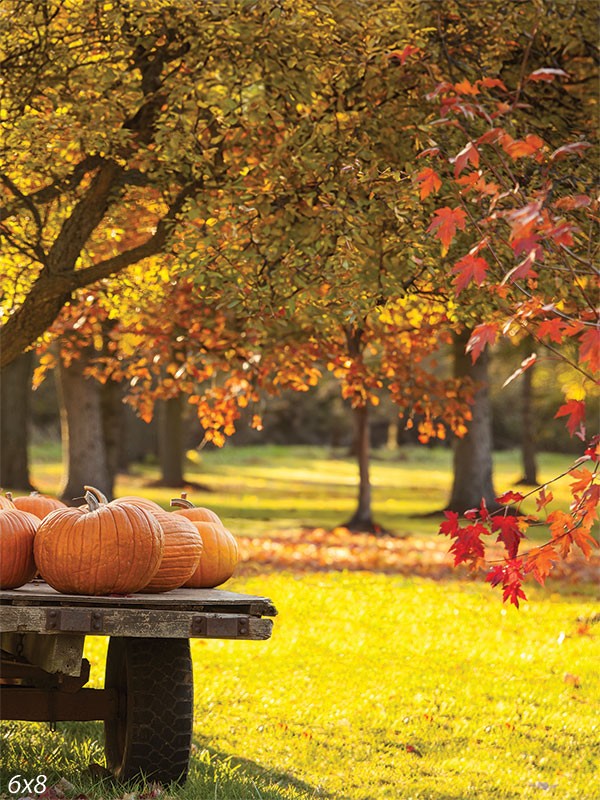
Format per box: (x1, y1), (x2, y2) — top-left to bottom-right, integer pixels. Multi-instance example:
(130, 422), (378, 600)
(191, 737), (330, 799)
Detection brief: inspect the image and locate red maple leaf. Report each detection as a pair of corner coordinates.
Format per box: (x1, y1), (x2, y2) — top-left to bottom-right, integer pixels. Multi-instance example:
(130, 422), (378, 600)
(466, 324), (497, 363)
(427, 207), (467, 252)
(451, 142), (480, 177)
(451, 254), (488, 294)
(495, 490), (525, 504)
(440, 510), (460, 537)
(555, 399), (586, 436)
(491, 515), (525, 559)
(486, 558), (527, 607)
(527, 67), (569, 82)
(448, 522), (487, 566)
(416, 167), (442, 200)
(578, 326), (600, 375)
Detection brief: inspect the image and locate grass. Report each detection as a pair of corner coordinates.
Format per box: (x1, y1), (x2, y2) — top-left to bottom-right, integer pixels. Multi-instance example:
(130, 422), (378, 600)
(27, 443), (577, 540)
(1, 445), (598, 799)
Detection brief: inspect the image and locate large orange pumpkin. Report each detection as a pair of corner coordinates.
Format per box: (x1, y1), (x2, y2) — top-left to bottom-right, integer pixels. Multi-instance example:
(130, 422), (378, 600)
(140, 511), (203, 593)
(171, 496), (238, 588)
(84, 486), (163, 514)
(12, 492), (67, 519)
(0, 508), (39, 589)
(34, 488), (164, 595)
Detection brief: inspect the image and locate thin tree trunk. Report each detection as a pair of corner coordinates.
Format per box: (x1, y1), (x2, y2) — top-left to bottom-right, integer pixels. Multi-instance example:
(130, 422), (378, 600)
(518, 358), (538, 485)
(0, 351), (35, 490)
(447, 329), (498, 512)
(386, 419), (399, 451)
(345, 403), (375, 530)
(101, 379), (123, 488)
(56, 348), (112, 504)
(158, 394), (185, 487)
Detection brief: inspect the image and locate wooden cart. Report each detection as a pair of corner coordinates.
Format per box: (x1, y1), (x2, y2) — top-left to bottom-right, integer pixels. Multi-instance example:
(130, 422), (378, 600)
(0, 581), (277, 784)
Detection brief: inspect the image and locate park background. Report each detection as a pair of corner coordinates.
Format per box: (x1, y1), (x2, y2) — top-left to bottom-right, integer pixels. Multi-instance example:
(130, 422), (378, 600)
(1, 0), (599, 798)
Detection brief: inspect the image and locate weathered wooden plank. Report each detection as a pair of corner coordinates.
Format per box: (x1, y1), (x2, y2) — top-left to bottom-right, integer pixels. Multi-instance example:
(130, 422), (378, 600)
(0, 582), (277, 616)
(0, 608), (273, 641)
(0, 687), (118, 721)
(0, 631), (85, 676)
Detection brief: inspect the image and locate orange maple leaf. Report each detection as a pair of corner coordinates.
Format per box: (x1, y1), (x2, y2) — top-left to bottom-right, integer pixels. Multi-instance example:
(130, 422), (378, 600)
(451, 142), (480, 177)
(416, 167), (442, 200)
(570, 468), (594, 494)
(427, 207), (467, 253)
(525, 546), (558, 585)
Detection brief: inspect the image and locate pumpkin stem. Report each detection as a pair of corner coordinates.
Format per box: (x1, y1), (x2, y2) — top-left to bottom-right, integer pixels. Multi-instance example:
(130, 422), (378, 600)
(83, 485), (109, 504)
(85, 490), (101, 512)
(30, 491), (40, 496)
(5, 492), (13, 502)
(170, 496), (194, 509)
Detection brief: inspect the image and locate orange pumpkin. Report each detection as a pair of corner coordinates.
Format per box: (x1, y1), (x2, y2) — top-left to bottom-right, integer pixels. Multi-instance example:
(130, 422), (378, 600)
(84, 486), (163, 514)
(140, 511), (203, 593)
(34, 488), (164, 595)
(170, 492), (221, 524)
(12, 492), (67, 519)
(171, 496), (238, 588)
(0, 492), (16, 510)
(0, 508), (39, 589)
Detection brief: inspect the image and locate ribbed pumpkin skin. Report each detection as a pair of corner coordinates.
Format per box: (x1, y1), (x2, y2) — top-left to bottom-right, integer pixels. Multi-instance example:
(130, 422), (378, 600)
(184, 521), (238, 589)
(140, 511), (203, 593)
(0, 495), (16, 510)
(111, 496), (163, 513)
(34, 504), (164, 595)
(12, 493), (67, 519)
(173, 506), (221, 524)
(0, 509), (39, 588)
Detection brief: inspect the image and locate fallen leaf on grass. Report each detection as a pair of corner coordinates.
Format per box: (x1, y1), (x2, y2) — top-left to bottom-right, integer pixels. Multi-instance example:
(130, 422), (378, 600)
(563, 673), (581, 688)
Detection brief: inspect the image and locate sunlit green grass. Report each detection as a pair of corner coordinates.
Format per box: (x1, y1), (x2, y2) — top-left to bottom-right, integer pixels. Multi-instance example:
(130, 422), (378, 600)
(1, 573), (599, 799)
(27, 444), (576, 540)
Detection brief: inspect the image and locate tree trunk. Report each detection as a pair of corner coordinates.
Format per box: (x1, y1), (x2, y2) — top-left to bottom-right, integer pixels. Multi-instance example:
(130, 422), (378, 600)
(0, 351), (35, 490)
(518, 357), (538, 485)
(447, 329), (498, 512)
(386, 419), (399, 451)
(101, 379), (123, 488)
(56, 349), (112, 504)
(345, 403), (376, 531)
(158, 394), (185, 487)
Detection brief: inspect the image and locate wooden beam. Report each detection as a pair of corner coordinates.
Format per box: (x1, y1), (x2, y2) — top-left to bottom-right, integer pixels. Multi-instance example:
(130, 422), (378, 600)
(0, 687), (118, 721)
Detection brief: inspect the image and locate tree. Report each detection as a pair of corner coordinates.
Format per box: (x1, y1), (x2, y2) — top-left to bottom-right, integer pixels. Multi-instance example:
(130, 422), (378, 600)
(415, 46), (598, 602)
(0, 351), (35, 490)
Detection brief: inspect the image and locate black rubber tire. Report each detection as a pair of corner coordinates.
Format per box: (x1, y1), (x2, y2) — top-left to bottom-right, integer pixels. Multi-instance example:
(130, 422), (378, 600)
(104, 637), (194, 784)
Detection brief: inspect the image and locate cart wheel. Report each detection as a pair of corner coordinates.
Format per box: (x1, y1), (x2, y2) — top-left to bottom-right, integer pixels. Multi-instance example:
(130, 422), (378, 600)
(104, 637), (193, 784)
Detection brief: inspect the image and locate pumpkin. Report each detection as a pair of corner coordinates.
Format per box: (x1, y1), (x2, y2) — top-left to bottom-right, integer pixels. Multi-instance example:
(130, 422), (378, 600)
(0, 492), (16, 510)
(170, 492), (221, 524)
(34, 488), (164, 595)
(0, 508), (39, 589)
(12, 491), (67, 519)
(140, 511), (203, 593)
(171, 496), (238, 588)
(84, 486), (163, 514)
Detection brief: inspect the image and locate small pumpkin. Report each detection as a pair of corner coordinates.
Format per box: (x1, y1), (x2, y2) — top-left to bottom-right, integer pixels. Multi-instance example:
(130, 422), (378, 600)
(170, 492), (221, 524)
(140, 511), (203, 593)
(12, 491), (67, 519)
(0, 508), (40, 589)
(171, 496), (238, 588)
(34, 488), (164, 595)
